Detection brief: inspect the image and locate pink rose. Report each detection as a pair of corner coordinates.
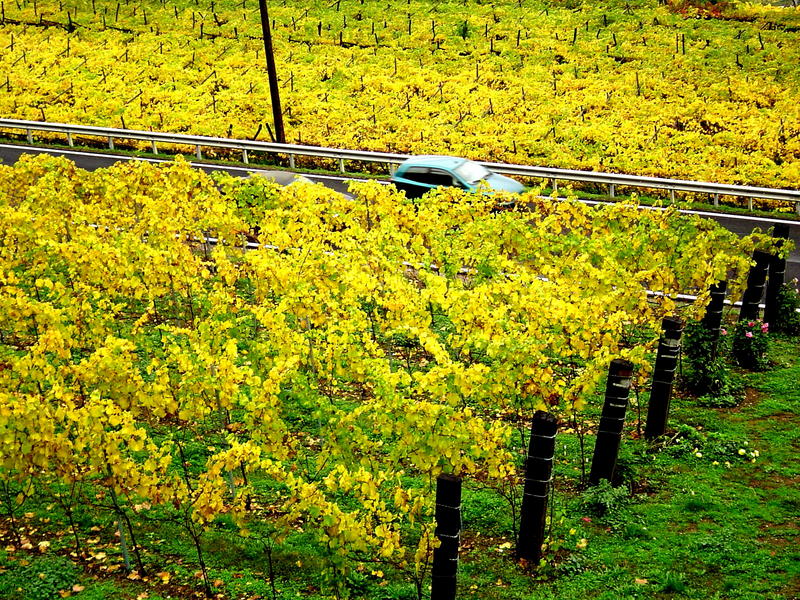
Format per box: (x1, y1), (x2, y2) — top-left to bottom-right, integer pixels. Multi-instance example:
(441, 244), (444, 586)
(748, 321), (755, 327)
(746, 331), (753, 338)
(720, 328), (727, 336)
(761, 323), (769, 333)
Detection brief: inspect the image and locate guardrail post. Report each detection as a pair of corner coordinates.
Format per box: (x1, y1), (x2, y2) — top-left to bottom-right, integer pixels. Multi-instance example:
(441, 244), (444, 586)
(389, 163), (397, 176)
(338, 157), (345, 173)
(195, 145), (202, 159)
(608, 183), (615, 198)
(430, 474), (461, 600)
(738, 250), (772, 322)
(151, 141), (158, 154)
(108, 136), (114, 150)
(764, 223), (790, 328)
(713, 193), (720, 207)
(242, 149), (249, 164)
(589, 359), (634, 486)
(747, 197), (753, 211)
(289, 154), (295, 169)
(670, 189), (675, 203)
(552, 179), (558, 194)
(67, 132), (74, 147)
(644, 317), (683, 440)
(517, 410), (558, 564)
(26, 129), (32, 143)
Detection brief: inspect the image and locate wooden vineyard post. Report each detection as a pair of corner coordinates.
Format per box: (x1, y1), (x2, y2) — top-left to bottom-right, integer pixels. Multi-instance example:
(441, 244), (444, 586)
(738, 250), (772, 322)
(589, 359), (634, 486)
(764, 223), (791, 329)
(644, 317), (683, 440)
(516, 410), (558, 564)
(701, 280), (727, 359)
(430, 474), (462, 600)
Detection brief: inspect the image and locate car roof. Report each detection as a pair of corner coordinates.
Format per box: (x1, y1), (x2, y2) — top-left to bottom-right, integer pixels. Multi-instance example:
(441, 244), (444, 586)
(398, 155), (468, 171)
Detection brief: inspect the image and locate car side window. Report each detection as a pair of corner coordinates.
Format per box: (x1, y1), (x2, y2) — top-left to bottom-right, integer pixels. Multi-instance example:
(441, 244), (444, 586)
(402, 168), (432, 184)
(399, 167), (454, 187)
(425, 169), (455, 187)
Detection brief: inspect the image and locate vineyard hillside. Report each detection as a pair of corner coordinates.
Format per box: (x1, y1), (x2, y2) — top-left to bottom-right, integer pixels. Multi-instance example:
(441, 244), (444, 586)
(0, 0), (799, 186)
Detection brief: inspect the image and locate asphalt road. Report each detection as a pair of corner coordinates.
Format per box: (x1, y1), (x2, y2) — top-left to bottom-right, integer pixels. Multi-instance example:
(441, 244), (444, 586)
(1, 142), (798, 283)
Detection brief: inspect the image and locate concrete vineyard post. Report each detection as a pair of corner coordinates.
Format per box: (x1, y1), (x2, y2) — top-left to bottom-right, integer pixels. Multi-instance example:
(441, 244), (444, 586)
(516, 410), (558, 564)
(738, 250), (772, 322)
(701, 280), (727, 359)
(764, 223), (790, 329)
(645, 317), (683, 440)
(431, 474), (462, 600)
(589, 359), (634, 486)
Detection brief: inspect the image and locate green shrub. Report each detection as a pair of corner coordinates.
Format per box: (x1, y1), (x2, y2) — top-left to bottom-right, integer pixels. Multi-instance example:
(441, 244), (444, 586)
(773, 280), (800, 335)
(580, 480), (629, 519)
(731, 319), (769, 370)
(682, 320), (734, 396)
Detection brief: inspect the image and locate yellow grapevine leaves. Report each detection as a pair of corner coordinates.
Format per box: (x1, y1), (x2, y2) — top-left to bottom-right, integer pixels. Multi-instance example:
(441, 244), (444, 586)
(0, 155), (771, 583)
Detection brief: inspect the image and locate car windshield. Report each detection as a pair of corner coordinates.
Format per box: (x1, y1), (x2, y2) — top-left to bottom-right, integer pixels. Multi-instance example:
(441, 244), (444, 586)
(454, 160), (491, 184)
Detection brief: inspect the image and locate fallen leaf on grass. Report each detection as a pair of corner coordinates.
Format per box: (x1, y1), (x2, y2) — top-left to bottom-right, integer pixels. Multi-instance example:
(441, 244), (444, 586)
(635, 578), (649, 585)
(72, 585), (85, 592)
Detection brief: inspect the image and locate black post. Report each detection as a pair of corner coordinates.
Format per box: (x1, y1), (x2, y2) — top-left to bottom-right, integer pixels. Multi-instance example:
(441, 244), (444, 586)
(738, 250), (772, 322)
(644, 317), (683, 440)
(589, 359), (634, 486)
(257, 0), (286, 143)
(517, 411), (558, 564)
(701, 280), (727, 332)
(764, 223), (791, 329)
(430, 474), (461, 600)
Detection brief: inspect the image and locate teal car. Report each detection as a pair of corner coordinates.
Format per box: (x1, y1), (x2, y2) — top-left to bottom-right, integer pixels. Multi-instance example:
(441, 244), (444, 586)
(390, 155), (525, 200)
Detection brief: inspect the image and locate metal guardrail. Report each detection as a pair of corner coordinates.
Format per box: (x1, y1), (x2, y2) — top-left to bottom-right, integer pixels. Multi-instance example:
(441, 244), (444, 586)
(2, 118), (799, 213)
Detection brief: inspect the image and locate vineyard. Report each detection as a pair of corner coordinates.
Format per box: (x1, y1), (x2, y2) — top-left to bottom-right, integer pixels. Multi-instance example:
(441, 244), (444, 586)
(0, 0), (799, 187)
(2, 155), (798, 599)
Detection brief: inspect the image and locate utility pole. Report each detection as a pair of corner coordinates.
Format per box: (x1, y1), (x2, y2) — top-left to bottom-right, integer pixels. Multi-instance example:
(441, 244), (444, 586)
(257, 0), (286, 143)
